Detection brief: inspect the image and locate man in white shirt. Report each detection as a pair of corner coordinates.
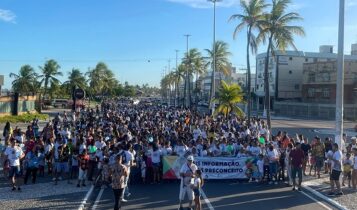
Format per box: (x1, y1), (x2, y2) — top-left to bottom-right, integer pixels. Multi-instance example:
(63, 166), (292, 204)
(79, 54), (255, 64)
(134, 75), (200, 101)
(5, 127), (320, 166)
(328, 143), (343, 196)
(179, 155), (198, 210)
(174, 141), (188, 157)
(122, 143), (135, 202)
(4, 139), (25, 191)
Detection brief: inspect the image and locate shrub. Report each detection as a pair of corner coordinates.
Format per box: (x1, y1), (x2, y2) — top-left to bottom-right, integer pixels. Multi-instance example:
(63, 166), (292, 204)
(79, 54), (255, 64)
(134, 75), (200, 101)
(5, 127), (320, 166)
(0, 113), (49, 123)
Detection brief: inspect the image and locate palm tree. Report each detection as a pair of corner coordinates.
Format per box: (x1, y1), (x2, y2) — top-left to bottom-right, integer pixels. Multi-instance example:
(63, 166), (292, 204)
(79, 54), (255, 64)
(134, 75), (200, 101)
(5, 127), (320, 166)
(9, 65), (38, 94)
(183, 48), (204, 107)
(229, 0), (267, 124)
(205, 41), (232, 108)
(66, 68), (87, 89)
(257, 0), (305, 130)
(86, 62), (118, 97)
(172, 64), (186, 107)
(39, 59), (63, 98)
(213, 80), (245, 118)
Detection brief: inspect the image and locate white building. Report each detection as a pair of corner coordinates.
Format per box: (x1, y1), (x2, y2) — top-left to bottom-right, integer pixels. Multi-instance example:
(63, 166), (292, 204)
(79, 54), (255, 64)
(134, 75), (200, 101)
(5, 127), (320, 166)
(255, 44), (357, 110)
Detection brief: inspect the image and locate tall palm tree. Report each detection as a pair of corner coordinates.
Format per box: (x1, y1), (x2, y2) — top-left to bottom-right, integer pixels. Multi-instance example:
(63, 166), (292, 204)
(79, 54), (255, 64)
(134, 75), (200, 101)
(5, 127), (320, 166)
(205, 41), (232, 108)
(86, 62), (118, 97)
(9, 65), (38, 94)
(183, 48), (204, 107)
(258, 0), (305, 130)
(213, 80), (245, 118)
(39, 59), (63, 98)
(229, 0), (267, 124)
(66, 68), (87, 89)
(172, 64), (186, 107)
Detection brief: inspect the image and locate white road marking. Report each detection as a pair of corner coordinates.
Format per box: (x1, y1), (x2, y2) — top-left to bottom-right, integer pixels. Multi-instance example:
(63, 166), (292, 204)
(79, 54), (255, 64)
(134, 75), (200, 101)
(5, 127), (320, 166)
(200, 189), (214, 210)
(302, 183), (347, 210)
(92, 188), (104, 210)
(78, 176), (100, 210)
(299, 190), (333, 210)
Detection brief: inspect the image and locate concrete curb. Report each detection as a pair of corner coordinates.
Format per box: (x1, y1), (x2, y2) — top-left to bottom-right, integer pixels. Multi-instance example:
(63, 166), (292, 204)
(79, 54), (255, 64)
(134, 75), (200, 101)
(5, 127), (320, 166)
(302, 181), (348, 210)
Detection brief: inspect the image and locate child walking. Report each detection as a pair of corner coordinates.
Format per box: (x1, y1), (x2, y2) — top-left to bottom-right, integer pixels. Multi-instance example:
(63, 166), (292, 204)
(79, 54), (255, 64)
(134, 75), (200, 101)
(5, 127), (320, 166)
(342, 153), (353, 188)
(191, 169), (204, 210)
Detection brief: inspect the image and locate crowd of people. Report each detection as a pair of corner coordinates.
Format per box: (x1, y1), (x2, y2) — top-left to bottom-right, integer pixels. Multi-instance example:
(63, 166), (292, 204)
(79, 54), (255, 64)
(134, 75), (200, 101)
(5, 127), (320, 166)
(1, 99), (357, 210)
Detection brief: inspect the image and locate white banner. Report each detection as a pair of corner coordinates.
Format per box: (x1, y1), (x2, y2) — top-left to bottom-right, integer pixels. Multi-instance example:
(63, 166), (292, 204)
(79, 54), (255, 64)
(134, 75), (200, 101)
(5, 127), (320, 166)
(195, 157), (251, 179)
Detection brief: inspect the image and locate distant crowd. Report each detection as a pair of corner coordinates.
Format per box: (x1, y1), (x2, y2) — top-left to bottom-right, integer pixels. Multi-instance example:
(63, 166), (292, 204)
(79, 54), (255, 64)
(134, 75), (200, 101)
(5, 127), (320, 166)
(1, 99), (357, 210)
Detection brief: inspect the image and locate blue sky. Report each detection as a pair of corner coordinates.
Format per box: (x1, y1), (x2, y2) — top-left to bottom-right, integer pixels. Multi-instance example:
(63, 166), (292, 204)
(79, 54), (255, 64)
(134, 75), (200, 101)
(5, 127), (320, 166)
(0, 0), (357, 89)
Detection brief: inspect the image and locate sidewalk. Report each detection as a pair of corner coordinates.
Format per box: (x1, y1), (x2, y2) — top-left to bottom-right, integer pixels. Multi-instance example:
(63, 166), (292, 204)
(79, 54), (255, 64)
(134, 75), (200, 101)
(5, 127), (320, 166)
(302, 172), (356, 210)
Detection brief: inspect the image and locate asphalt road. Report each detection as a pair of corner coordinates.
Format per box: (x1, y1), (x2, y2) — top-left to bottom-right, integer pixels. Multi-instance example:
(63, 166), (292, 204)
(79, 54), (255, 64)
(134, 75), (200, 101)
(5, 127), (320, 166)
(85, 181), (338, 210)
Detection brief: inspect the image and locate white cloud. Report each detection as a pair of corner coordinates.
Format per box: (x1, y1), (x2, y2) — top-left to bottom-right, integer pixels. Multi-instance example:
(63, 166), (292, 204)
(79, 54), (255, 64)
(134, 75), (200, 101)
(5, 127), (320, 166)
(0, 9), (16, 23)
(347, 0), (357, 7)
(166, 0), (240, 9)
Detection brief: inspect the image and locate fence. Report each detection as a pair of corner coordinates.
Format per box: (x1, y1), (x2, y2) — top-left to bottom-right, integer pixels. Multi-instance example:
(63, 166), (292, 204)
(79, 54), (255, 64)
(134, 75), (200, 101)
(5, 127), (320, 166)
(274, 101), (357, 120)
(0, 95), (37, 116)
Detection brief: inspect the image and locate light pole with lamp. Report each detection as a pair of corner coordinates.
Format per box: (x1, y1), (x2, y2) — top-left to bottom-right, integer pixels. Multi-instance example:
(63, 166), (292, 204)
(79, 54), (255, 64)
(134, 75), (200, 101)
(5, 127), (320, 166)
(184, 34), (191, 108)
(335, 0), (345, 150)
(208, 0), (222, 115)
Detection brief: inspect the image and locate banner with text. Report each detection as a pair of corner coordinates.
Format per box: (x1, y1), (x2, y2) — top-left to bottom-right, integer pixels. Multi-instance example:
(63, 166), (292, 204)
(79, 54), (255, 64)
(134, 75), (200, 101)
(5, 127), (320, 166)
(162, 156), (259, 179)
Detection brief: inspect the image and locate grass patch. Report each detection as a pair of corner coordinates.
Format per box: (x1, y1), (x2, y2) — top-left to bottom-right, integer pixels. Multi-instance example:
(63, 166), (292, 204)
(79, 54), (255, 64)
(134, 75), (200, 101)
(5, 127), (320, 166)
(0, 113), (49, 123)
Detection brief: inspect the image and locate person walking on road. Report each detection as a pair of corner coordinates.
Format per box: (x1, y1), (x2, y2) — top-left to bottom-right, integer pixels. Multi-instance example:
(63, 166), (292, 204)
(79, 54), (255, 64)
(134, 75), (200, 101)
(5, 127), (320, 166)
(328, 143), (343, 196)
(191, 169), (204, 210)
(289, 142), (304, 191)
(4, 138), (25, 191)
(352, 148), (357, 190)
(110, 154), (128, 210)
(312, 137), (325, 178)
(179, 155), (198, 210)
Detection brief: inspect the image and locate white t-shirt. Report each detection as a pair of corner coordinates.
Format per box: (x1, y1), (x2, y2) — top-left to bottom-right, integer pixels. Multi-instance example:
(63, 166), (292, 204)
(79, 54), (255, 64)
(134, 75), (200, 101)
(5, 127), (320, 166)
(267, 149), (279, 163)
(161, 147), (173, 156)
(354, 156), (357, 170)
(193, 129), (201, 140)
(124, 150), (134, 167)
(5, 146), (23, 166)
(332, 150), (342, 171)
(175, 145), (187, 157)
(257, 159), (264, 173)
(180, 163), (198, 186)
(151, 149), (162, 164)
(95, 141), (107, 150)
(249, 146), (261, 156)
(194, 177), (201, 188)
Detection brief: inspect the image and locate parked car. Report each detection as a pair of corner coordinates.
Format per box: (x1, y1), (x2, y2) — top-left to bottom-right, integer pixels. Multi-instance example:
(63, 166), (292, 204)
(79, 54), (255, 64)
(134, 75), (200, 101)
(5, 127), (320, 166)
(52, 99), (70, 108)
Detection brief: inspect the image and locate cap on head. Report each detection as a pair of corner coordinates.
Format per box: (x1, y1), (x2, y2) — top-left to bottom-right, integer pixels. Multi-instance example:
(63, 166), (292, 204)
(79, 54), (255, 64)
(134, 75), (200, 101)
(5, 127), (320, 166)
(187, 155), (194, 161)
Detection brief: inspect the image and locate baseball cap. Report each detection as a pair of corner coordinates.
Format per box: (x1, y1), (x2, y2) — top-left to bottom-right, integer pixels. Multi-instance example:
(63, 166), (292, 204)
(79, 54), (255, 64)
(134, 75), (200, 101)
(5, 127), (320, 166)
(187, 155), (194, 161)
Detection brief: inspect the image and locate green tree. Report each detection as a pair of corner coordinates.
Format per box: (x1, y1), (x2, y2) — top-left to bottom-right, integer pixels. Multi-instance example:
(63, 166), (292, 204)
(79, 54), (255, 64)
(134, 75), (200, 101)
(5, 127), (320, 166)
(258, 0), (305, 130)
(39, 59), (63, 98)
(229, 0), (267, 124)
(86, 62), (119, 97)
(213, 80), (245, 118)
(172, 64), (186, 106)
(9, 65), (38, 94)
(66, 68), (87, 89)
(183, 48), (204, 107)
(204, 41), (232, 109)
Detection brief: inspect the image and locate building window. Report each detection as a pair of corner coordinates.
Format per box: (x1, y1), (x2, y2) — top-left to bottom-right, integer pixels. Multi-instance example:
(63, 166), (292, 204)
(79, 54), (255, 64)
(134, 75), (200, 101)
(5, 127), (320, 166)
(289, 70), (292, 74)
(305, 58), (308, 62)
(289, 57), (293, 61)
(323, 88), (330, 98)
(314, 58), (318, 62)
(308, 73), (316, 82)
(295, 84), (300, 90)
(321, 72), (330, 82)
(308, 88), (315, 97)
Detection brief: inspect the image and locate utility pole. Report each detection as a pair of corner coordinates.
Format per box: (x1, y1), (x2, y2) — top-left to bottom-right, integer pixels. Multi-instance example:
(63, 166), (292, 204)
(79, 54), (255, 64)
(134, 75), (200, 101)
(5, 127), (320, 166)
(184, 34), (191, 108)
(208, 0), (221, 115)
(335, 0), (345, 150)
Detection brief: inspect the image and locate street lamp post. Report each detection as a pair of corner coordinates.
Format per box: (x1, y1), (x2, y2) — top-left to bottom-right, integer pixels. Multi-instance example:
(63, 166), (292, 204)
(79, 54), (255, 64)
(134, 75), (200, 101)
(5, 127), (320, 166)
(175, 50), (179, 107)
(208, 0), (221, 115)
(184, 34), (191, 108)
(335, 0), (345, 149)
